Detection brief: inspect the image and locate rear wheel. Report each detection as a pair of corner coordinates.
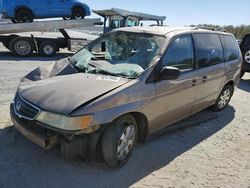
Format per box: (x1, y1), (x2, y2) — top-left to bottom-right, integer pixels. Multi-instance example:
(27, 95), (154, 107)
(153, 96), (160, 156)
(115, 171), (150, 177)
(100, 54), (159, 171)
(102, 115), (138, 168)
(72, 7), (85, 20)
(11, 18), (18, 23)
(10, 37), (33, 56)
(210, 84), (233, 112)
(39, 41), (56, 56)
(243, 48), (250, 64)
(15, 9), (34, 23)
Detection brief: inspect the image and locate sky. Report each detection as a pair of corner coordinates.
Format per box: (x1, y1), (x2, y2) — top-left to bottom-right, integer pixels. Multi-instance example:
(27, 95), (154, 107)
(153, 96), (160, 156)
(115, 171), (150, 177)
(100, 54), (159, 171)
(84, 0), (249, 26)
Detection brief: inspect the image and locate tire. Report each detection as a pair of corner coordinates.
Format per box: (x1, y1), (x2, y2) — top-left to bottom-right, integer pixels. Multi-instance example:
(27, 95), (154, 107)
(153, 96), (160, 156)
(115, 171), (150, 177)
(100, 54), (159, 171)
(210, 84), (233, 112)
(63, 17), (71, 20)
(72, 7), (85, 20)
(39, 41), (56, 56)
(15, 9), (34, 23)
(10, 37), (33, 56)
(11, 18), (18, 23)
(243, 48), (250, 64)
(102, 115), (138, 168)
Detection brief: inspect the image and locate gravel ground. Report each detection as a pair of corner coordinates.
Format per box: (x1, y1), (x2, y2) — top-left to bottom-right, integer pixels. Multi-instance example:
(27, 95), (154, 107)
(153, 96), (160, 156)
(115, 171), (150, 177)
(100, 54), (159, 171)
(0, 44), (249, 188)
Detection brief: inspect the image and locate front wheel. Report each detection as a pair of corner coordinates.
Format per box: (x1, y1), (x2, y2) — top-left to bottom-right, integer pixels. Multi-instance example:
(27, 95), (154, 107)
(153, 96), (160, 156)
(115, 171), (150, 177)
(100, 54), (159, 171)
(102, 115), (138, 168)
(210, 84), (233, 112)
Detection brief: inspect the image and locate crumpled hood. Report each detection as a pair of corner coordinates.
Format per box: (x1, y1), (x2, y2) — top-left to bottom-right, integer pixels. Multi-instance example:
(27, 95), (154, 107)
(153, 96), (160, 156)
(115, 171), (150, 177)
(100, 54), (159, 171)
(18, 60), (130, 115)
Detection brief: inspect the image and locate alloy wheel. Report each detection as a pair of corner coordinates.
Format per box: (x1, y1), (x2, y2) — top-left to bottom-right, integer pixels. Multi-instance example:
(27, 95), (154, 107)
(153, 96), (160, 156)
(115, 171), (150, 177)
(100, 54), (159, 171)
(117, 125), (136, 161)
(14, 40), (32, 56)
(244, 50), (250, 64)
(218, 89), (231, 109)
(43, 44), (55, 56)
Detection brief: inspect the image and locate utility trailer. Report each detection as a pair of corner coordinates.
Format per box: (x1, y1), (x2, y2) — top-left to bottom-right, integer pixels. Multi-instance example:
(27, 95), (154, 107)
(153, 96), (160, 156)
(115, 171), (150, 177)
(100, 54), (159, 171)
(0, 18), (101, 56)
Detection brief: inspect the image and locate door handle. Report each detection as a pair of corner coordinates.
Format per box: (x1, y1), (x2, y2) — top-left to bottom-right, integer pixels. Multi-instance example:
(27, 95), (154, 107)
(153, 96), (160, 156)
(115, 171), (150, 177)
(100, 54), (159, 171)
(203, 76), (208, 82)
(192, 79), (196, 86)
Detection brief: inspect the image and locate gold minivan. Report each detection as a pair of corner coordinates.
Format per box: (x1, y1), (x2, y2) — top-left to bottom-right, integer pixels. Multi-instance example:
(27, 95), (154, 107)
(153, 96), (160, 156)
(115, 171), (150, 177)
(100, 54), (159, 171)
(10, 27), (242, 168)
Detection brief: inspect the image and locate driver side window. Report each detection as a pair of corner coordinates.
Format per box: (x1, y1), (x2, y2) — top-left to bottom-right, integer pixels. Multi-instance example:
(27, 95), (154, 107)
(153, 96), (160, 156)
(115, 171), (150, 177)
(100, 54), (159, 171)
(162, 35), (194, 71)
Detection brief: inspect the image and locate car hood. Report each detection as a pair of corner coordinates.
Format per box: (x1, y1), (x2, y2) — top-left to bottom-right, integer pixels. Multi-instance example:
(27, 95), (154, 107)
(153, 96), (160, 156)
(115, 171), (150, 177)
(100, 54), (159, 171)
(18, 60), (130, 115)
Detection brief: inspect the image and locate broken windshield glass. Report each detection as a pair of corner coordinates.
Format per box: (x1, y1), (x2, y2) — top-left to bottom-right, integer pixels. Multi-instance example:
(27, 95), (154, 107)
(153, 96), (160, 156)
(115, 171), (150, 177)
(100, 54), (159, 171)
(71, 31), (165, 78)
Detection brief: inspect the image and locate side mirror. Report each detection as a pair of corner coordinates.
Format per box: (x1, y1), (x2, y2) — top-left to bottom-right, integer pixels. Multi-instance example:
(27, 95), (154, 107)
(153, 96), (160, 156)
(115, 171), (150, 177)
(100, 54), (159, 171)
(159, 66), (181, 80)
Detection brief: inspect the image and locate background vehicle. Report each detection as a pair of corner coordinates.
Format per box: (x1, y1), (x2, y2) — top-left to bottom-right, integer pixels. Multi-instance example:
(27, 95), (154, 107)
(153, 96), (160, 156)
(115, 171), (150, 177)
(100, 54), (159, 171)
(10, 27), (242, 168)
(240, 34), (250, 77)
(93, 8), (166, 34)
(0, 19), (101, 56)
(0, 0), (91, 23)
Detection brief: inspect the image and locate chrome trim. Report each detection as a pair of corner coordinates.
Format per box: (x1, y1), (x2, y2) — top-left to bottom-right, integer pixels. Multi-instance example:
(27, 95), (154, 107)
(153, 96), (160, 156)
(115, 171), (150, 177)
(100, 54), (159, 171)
(14, 93), (41, 121)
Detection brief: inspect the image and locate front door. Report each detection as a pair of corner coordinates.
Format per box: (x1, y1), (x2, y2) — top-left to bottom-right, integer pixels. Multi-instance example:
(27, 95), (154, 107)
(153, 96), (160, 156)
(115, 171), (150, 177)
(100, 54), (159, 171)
(152, 35), (198, 133)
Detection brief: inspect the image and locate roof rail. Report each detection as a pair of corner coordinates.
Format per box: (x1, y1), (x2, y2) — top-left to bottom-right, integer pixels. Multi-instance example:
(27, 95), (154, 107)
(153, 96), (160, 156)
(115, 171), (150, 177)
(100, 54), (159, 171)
(193, 26), (227, 33)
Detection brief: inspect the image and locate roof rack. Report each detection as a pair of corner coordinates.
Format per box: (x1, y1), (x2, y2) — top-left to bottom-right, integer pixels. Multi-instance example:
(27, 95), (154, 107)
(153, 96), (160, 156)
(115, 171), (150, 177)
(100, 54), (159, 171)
(193, 26), (227, 32)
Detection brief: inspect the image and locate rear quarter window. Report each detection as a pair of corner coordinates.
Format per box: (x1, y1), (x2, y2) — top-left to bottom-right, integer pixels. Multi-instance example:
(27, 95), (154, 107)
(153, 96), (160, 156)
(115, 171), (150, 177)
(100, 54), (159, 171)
(193, 34), (224, 68)
(220, 35), (240, 61)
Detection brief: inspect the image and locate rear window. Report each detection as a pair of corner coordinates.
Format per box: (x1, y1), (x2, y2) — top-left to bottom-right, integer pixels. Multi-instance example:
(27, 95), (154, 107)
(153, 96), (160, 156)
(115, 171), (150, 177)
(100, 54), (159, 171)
(193, 34), (224, 68)
(220, 35), (240, 61)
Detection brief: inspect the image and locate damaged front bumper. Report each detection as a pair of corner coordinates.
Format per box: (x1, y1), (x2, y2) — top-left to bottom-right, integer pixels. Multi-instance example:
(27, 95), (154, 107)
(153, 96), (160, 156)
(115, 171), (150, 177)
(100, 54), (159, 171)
(11, 103), (60, 149)
(10, 103), (103, 160)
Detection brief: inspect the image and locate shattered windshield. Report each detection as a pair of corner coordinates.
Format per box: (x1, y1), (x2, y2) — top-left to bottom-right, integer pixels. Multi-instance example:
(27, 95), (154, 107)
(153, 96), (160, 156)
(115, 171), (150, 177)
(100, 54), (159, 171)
(71, 31), (165, 78)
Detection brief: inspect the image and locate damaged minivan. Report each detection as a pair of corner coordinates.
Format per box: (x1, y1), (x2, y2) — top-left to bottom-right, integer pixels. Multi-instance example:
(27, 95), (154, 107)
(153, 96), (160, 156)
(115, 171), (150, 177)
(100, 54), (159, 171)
(11, 26), (242, 168)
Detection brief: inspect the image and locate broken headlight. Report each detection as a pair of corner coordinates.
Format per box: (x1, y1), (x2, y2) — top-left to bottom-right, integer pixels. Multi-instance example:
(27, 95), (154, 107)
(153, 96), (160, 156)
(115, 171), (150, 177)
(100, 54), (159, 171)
(36, 111), (94, 131)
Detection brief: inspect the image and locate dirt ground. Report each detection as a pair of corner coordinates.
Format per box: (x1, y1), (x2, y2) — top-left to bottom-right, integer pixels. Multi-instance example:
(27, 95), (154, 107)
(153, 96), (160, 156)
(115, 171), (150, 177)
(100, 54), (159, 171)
(0, 44), (249, 188)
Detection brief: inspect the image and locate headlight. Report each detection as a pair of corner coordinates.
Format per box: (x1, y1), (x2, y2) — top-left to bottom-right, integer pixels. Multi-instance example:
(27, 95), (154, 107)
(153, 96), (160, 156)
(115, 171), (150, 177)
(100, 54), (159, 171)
(36, 111), (94, 131)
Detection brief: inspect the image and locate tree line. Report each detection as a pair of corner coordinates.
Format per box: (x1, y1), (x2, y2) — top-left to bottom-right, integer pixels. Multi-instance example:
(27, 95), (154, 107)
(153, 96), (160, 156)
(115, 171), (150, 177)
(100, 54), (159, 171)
(190, 24), (250, 39)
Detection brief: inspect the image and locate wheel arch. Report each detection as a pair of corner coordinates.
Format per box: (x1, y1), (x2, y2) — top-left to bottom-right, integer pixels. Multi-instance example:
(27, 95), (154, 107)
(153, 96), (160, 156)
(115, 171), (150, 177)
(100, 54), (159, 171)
(93, 112), (149, 162)
(15, 6), (34, 17)
(225, 80), (235, 88)
(107, 112), (149, 143)
(224, 80), (235, 95)
(71, 5), (86, 15)
(129, 112), (149, 143)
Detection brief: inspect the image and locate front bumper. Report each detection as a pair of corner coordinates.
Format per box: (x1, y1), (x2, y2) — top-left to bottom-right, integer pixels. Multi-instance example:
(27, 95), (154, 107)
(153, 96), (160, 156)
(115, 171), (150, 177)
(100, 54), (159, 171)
(10, 103), (103, 160)
(10, 103), (61, 149)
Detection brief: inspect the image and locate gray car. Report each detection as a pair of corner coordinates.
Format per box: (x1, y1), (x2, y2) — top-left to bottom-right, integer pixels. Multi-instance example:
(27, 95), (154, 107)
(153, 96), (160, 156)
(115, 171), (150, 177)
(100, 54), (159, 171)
(10, 26), (242, 168)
